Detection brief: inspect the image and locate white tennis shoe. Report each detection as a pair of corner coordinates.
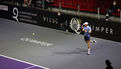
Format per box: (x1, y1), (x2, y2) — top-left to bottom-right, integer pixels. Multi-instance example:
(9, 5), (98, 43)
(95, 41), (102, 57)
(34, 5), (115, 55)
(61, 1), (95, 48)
(87, 49), (91, 55)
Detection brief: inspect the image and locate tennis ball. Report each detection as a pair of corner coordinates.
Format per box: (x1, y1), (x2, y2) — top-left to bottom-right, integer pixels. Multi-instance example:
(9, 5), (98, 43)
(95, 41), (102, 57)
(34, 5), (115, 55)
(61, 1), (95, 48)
(32, 33), (35, 36)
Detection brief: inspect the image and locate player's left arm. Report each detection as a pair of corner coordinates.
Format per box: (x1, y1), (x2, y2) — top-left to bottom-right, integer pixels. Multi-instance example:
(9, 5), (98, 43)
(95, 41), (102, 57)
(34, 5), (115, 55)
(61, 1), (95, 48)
(88, 30), (91, 33)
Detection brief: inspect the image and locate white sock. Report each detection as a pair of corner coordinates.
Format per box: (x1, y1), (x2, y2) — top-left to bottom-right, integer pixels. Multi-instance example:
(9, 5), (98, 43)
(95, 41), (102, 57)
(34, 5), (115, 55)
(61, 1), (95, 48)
(88, 48), (90, 54)
(91, 40), (96, 43)
(93, 40), (96, 43)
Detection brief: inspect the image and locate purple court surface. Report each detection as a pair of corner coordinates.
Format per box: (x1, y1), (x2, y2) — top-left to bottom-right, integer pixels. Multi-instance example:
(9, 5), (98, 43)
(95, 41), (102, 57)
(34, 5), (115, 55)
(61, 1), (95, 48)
(0, 55), (48, 69)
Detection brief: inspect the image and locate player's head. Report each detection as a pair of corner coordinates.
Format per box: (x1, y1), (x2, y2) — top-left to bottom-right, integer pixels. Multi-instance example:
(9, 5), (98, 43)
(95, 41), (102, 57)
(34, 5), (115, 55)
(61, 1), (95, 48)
(113, 1), (117, 5)
(83, 22), (88, 26)
(105, 59), (111, 65)
(58, 11), (61, 16)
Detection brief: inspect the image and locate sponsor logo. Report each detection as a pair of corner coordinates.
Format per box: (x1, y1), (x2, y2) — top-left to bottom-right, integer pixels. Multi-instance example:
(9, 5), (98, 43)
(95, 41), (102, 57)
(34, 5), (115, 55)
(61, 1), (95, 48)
(0, 5), (8, 11)
(12, 7), (19, 22)
(70, 18), (82, 34)
(20, 38), (53, 47)
(12, 7), (38, 23)
(43, 16), (58, 24)
(90, 25), (114, 35)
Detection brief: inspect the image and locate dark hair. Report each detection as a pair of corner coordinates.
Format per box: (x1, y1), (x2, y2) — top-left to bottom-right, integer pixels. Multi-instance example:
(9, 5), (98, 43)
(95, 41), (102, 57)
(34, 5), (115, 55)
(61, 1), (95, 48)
(105, 59), (111, 65)
(113, 0), (117, 3)
(58, 11), (62, 14)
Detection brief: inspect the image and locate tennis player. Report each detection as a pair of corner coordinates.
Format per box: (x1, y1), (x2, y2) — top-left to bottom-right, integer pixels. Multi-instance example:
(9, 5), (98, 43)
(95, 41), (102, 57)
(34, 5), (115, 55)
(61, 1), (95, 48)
(82, 22), (92, 55)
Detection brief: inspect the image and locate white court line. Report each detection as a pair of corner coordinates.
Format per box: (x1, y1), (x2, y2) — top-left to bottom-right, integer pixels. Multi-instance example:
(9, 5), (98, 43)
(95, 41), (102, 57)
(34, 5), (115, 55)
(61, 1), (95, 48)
(24, 66), (35, 69)
(0, 54), (50, 69)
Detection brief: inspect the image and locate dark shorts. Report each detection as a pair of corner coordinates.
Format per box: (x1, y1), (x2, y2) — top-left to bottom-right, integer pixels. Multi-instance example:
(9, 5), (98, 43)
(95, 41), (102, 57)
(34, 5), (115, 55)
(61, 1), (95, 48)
(84, 36), (90, 41)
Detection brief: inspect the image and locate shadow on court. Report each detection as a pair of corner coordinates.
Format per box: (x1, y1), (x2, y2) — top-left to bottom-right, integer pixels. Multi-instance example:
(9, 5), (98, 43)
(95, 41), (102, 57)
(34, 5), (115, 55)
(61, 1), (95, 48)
(55, 48), (87, 55)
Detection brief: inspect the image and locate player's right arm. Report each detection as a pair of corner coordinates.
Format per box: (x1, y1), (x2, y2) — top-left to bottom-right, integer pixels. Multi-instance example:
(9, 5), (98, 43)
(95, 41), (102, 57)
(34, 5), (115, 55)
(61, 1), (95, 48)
(82, 29), (84, 31)
(81, 25), (84, 31)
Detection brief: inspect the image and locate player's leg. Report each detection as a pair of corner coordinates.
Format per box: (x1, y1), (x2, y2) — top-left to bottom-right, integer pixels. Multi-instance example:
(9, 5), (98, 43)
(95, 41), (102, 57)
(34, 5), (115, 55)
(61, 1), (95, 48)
(84, 36), (91, 55)
(87, 40), (91, 55)
(105, 9), (110, 21)
(59, 23), (63, 30)
(90, 40), (96, 43)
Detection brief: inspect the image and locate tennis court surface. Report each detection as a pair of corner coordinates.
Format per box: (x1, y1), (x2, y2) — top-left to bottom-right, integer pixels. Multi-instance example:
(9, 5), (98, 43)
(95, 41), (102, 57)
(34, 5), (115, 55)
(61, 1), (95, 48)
(0, 18), (121, 69)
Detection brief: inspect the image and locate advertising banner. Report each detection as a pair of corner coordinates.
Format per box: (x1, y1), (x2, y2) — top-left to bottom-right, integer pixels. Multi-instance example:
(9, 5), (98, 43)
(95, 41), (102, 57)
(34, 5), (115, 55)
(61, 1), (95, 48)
(0, 4), (121, 42)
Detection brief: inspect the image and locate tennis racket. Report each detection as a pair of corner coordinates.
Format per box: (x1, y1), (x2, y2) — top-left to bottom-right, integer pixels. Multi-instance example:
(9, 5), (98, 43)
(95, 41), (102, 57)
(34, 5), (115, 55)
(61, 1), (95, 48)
(70, 18), (83, 34)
